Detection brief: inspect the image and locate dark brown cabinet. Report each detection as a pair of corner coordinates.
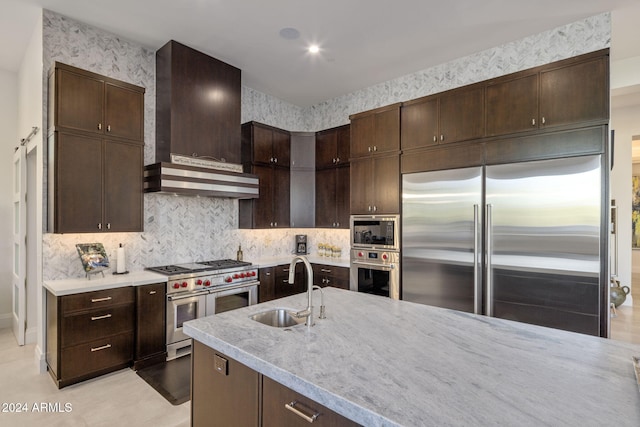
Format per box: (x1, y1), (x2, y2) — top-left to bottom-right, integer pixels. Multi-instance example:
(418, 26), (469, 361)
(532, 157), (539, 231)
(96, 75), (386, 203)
(46, 287), (135, 388)
(350, 104), (400, 158)
(48, 62), (144, 142)
(240, 122), (291, 228)
(350, 154), (400, 214)
(191, 341), (260, 427)
(48, 131), (143, 233)
(259, 264), (306, 303)
(134, 283), (166, 369)
(401, 84), (484, 149)
(316, 125), (350, 228)
(192, 342), (359, 427)
(259, 267), (275, 303)
(155, 40), (241, 163)
(486, 51), (609, 137)
(312, 264), (349, 290)
(47, 62), (144, 234)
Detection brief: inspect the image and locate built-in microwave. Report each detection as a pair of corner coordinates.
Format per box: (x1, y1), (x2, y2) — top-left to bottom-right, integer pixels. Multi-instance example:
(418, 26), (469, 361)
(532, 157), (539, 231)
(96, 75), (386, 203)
(350, 215), (399, 250)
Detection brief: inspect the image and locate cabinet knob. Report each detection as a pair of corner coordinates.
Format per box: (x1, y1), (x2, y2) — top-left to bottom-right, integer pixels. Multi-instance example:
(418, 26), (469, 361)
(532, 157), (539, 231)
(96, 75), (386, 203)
(98, 123), (102, 130)
(373, 205), (378, 212)
(332, 158), (336, 164)
(270, 157), (274, 163)
(368, 205), (372, 212)
(107, 125), (111, 132)
(97, 223), (102, 230)
(336, 157), (340, 163)
(433, 135), (437, 143)
(368, 146), (372, 152)
(532, 118), (536, 126)
(274, 222), (278, 227)
(373, 145), (377, 152)
(440, 135), (444, 142)
(274, 157), (278, 163)
(541, 116), (546, 125)
(336, 222), (340, 227)
(106, 223), (111, 230)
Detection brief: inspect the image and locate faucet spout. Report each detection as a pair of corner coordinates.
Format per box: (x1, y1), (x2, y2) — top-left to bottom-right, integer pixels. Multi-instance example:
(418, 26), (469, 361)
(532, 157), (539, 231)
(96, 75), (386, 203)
(289, 255), (314, 326)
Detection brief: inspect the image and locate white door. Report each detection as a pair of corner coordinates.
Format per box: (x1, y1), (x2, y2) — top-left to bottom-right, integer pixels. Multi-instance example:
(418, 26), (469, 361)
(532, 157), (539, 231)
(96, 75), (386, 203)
(12, 145), (26, 346)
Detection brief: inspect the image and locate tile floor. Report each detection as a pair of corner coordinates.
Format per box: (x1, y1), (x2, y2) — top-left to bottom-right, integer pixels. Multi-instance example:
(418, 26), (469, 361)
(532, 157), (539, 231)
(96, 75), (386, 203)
(0, 329), (189, 427)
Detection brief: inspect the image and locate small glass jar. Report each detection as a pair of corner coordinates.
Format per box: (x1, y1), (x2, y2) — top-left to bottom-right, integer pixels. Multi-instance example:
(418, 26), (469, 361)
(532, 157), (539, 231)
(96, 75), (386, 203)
(334, 247), (342, 258)
(318, 243), (325, 257)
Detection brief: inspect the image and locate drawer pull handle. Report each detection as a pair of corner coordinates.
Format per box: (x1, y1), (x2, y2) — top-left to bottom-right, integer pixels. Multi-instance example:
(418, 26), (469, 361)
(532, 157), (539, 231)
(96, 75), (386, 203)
(91, 297), (112, 303)
(320, 268), (332, 273)
(91, 344), (112, 352)
(285, 400), (320, 423)
(149, 290), (157, 295)
(91, 314), (112, 321)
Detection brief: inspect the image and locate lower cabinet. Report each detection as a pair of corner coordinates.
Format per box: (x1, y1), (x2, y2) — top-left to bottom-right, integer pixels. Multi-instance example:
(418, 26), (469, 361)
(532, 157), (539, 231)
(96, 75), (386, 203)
(192, 341), (359, 427)
(313, 264), (350, 290)
(46, 287), (135, 388)
(259, 264), (307, 303)
(134, 283), (166, 369)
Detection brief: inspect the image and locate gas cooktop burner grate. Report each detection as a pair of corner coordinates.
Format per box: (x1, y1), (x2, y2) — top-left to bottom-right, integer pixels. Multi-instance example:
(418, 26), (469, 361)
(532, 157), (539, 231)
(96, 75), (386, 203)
(147, 265), (192, 275)
(197, 259), (252, 269)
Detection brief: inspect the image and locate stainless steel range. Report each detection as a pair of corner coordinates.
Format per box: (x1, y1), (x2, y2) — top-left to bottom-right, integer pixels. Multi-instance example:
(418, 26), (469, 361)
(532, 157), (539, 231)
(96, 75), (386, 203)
(147, 259), (259, 360)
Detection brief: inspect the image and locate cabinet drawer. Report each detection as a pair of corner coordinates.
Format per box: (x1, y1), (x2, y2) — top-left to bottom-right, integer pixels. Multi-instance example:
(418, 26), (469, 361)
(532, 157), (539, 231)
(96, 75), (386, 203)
(314, 265), (349, 281)
(61, 287), (134, 313)
(263, 376), (360, 427)
(60, 332), (132, 380)
(61, 304), (134, 348)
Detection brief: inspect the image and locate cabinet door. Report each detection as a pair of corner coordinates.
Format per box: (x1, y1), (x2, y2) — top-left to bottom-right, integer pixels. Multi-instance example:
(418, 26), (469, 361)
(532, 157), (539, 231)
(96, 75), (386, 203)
(350, 114), (374, 158)
(486, 74), (538, 136)
(372, 155), (400, 214)
(259, 267), (275, 303)
(273, 167), (290, 228)
(316, 130), (338, 169)
(336, 125), (350, 166)
(373, 107), (400, 154)
(135, 283), (166, 364)
(272, 129), (291, 167)
(401, 97), (439, 150)
(252, 165), (274, 228)
(104, 83), (144, 141)
(350, 158), (372, 215)
(191, 341), (259, 427)
(540, 56), (608, 128)
(104, 141), (143, 232)
(252, 125), (274, 164)
(315, 168), (337, 228)
(439, 86), (484, 144)
(262, 376), (359, 427)
(55, 68), (104, 135)
(53, 132), (103, 233)
(335, 166), (350, 228)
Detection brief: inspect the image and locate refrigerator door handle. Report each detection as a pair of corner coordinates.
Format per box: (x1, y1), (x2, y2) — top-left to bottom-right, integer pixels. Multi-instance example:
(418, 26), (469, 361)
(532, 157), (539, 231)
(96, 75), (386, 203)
(473, 204), (480, 315)
(486, 204), (494, 317)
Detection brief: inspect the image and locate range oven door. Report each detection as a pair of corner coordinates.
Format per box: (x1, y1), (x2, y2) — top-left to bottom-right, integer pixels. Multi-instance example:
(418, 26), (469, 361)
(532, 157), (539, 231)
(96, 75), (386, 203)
(206, 282), (259, 316)
(166, 290), (207, 356)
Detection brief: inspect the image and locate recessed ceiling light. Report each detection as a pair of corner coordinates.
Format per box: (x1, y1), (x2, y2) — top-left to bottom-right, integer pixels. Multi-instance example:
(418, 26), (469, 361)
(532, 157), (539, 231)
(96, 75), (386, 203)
(279, 27), (300, 40)
(308, 45), (320, 54)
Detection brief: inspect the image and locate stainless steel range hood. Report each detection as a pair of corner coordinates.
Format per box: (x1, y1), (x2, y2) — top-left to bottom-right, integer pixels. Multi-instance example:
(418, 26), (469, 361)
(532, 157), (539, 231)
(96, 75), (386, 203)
(144, 162), (259, 199)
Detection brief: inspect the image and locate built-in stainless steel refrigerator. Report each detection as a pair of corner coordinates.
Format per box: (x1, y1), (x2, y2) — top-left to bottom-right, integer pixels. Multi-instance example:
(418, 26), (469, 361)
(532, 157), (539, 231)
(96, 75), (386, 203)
(402, 155), (606, 336)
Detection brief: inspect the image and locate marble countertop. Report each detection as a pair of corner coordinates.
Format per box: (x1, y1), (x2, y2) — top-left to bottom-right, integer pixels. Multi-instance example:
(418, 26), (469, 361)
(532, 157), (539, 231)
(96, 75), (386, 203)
(251, 255), (349, 268)
(44, 271), (168, 296)
(184, 288), (640, 427)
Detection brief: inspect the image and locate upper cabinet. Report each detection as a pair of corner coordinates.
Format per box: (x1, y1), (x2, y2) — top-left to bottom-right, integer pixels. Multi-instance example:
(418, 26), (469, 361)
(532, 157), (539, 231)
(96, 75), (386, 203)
(486, 50), (609, 137)
(47, 62), (145, 234)
(315, 125), (350, 228)
(48, 62), (144, 142)
(239, 122), (291, 229)
(155, 40), (241, 163)
(402, 85), (484, 149)
(350, 104), (401, 158)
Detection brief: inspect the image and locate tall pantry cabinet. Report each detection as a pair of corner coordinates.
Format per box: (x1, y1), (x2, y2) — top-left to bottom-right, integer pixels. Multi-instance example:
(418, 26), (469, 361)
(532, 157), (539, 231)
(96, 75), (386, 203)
(47, 62), (145, 233)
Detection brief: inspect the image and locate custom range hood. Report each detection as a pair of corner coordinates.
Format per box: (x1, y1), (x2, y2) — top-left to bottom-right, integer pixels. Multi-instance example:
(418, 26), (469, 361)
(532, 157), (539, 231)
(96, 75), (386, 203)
(145, 40), (257, 199)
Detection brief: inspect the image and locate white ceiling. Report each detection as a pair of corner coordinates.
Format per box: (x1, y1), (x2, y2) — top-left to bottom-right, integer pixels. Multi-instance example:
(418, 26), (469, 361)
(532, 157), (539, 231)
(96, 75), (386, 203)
(2, 0), (640, 107)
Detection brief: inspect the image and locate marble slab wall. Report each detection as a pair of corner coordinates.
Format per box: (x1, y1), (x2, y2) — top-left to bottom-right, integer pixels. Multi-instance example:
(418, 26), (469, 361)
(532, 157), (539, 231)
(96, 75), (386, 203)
(40, 10), (610, 280)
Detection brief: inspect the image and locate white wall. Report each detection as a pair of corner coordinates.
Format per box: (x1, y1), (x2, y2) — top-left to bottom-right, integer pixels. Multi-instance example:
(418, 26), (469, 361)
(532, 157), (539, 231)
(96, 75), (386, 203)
(0, 68), (18, 329)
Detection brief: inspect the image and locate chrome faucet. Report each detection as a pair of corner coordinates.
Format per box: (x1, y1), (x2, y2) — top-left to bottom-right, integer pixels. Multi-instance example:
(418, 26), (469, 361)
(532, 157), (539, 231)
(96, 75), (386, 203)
(288, 255), (317, 327)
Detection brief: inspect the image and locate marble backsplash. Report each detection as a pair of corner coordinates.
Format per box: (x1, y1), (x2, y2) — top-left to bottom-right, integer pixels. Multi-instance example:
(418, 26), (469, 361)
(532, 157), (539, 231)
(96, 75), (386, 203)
(41, 9), (610, 281)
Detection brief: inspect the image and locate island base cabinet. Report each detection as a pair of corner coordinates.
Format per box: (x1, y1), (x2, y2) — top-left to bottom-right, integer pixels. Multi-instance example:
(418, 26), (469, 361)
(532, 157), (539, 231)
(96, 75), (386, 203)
(262, 376), (360, 427)
(191, 341), (259, 427)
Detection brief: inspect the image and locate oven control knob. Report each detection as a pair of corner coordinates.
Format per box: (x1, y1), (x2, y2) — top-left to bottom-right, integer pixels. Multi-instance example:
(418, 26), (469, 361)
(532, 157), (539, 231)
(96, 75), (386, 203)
(196, 279), (203, 286)
(181, 282), (188, 288)
(240, 272), (246, 278)
(173, 283), (180, 289)
(225, 276), (233, 283)
(250, 271), (256, 277)
(358, 251), (364, 258)
(382, 253), (388, 261)
(204, 280), (211, 287)
(233, 273), (239, 279)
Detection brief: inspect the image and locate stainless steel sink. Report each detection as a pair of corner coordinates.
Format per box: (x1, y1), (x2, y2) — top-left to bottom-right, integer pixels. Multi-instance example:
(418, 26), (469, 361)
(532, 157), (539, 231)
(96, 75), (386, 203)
(249, 308), (305, 328)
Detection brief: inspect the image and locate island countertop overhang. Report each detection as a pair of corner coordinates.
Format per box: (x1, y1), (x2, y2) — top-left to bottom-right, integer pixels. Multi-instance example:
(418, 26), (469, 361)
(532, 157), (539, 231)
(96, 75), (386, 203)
(184, 288), (640, 426)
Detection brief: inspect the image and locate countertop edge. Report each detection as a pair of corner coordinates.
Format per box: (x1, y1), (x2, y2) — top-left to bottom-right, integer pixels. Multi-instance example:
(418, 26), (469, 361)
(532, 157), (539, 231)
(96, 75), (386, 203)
(253, 255), (349, 269)
(44, 271), (168, 296)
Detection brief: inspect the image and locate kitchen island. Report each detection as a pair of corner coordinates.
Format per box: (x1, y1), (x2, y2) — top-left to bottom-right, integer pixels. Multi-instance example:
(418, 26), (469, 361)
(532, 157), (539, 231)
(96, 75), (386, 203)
(184, 288), (640, 426)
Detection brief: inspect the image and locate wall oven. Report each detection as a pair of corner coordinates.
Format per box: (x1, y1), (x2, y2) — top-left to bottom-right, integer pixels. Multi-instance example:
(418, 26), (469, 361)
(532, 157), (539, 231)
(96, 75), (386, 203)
(350, 248), (400, 299)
